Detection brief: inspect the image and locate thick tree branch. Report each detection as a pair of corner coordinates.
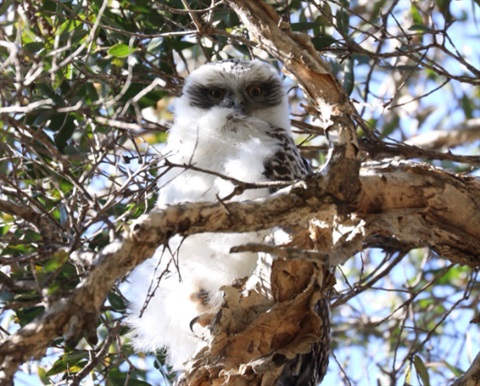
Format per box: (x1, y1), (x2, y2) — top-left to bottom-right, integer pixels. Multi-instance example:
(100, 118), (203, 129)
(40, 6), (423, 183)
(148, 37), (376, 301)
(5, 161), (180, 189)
(357, 160), (480, 266)
(0, 162), (478, 382)
(452, 352), (480, 386)
(224, 0), (340, 104)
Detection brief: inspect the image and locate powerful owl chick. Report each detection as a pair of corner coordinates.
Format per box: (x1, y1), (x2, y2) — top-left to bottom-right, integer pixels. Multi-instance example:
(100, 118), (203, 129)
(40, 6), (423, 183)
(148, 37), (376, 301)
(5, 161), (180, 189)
(126, 60), (328, 385)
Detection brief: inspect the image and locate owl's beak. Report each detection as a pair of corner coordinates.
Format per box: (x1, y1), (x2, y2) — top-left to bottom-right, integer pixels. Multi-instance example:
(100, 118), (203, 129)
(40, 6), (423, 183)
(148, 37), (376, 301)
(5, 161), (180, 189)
(221, 93), (246, 114)
(232, 102), (246, 114)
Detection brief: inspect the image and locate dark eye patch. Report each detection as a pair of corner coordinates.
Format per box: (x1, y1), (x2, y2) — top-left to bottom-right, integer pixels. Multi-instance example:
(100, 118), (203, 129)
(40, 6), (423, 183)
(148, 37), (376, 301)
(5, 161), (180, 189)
(244, 77), (284, 107)
(185, 74), (285, 110)
(187, 84), (227, 109)
(208, 88), (226, 99)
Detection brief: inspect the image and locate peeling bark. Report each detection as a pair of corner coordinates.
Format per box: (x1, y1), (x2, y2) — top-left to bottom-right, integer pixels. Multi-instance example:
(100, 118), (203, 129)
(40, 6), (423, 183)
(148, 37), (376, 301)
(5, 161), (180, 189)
(179, 258), (333, 386)
(358, 161), (480, 266)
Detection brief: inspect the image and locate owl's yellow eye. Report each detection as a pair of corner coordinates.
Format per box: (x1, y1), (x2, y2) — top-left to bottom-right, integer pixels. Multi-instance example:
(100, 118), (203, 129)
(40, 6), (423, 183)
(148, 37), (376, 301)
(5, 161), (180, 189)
(247, 85), (263, 98)
(208, 88), (226, 99)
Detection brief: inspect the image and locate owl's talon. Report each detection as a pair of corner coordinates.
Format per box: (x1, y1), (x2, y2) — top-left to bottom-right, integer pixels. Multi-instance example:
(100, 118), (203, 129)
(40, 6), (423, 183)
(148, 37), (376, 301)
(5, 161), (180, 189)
(189, 313), (215, 332)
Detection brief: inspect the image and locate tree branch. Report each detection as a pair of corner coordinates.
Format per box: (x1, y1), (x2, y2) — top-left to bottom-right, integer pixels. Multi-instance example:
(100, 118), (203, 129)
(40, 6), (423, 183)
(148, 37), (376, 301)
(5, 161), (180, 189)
(0, 161), (478, 382)
(405, 118), (480, 150)
(452, 352), (480, 386)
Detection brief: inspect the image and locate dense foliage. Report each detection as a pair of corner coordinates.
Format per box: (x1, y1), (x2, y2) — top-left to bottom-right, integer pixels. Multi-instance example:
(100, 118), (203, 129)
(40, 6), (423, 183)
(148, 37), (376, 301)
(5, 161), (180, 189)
(0, 1), (478, 385)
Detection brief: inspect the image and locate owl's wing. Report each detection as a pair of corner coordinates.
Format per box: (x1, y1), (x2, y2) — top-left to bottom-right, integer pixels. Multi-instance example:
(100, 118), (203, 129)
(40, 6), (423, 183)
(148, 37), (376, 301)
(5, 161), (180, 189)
(262, 127), (330, 385)
(262, 127), (312, 183)
(276, 299), (330, 386)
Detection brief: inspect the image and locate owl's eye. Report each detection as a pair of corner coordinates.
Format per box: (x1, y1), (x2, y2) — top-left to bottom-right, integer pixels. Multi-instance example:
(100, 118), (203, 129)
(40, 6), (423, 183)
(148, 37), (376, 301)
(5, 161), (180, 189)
(208, 88), (226, 99)
(246, 85), (263, 98)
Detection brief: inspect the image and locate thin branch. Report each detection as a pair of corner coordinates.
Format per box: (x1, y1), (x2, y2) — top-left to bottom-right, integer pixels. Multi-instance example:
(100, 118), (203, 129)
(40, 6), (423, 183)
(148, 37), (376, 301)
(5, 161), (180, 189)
(69, 324), (121, 386)
(0, 271), (37, 292)
(231, 243), (330, 263)
(0, 99), (54, 114)
(358, 119), (480, 166)
(405, 118), (480, 150)
(331, 252), (407, 308)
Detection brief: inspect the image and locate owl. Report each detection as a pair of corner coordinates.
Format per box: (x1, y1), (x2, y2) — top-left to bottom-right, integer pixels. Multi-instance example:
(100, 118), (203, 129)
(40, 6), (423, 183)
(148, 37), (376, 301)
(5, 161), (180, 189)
(126, 60), (328, 385)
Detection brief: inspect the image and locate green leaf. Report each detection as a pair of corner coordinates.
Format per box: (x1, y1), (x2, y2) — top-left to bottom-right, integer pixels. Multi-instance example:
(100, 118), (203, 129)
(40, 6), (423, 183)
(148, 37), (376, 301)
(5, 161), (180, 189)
(461, 93), (474, 119)
(372, 0), (387, 21)
(108, 43), (137, 58)
(170, 41), (196, 51)
(119, 83), (167, 109)
(108, 291), (126, 312)
(336, 9), (349, 35)
(55, 19), (81, 37)
(42, 0), (56, 12)
(15, 306), (45, 326)
(311, 36), (336, 50)
(147, 37), (163, 53)
(414, 355), (431, 386)
(108, 377), (151, 386)
(408, 24), (434, 33)
(24, 42), (46, 54)
(53, 114), (76, 151)
(343, 59), (354, 96)
(43, 250), (69, 273)
(315, 4), (333, 27)
(436, 0), (453, 23)
(352, 54), (370, 65)
(404, 359), (412, 385)
(410, 4), (423, 25)
(45, 351), (89, 376)
(291, 22), (318, 31)
(111, 57), (126, 67)
(0, 0), (13, 15)
(38, 366), (49, 385)
(443, 359), (464, 377)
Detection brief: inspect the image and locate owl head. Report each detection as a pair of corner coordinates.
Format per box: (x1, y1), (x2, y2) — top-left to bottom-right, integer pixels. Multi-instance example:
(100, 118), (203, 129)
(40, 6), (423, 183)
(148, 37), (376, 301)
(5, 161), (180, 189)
(174, 60), (290, 132)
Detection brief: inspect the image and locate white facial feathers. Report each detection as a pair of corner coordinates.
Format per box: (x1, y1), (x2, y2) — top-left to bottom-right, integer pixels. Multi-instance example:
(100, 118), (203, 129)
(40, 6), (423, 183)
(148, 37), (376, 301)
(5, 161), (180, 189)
(174, 59), (290, 136)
